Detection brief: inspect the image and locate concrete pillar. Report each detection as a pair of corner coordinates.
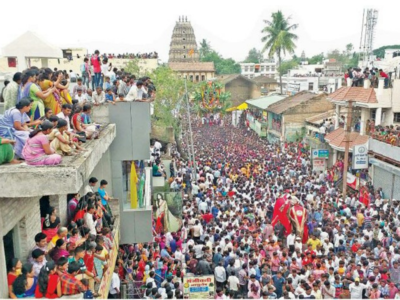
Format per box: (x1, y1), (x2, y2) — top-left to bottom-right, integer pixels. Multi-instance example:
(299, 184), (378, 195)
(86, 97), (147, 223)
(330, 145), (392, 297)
(337, 78), (342, 89)
(41, 58), (49, 68)
(335, 105), (340, 129)
(49, 195), (68, 225)
(0, 238), (8, 298)
(17, 55), (27, 72)
(378, 79), (384, 96)
(333, 149), (338, 165)
(347, 78), (353, 87)
(375, 107), (382, 126)
(360, 108), (369, 135)
(364, 79), (371, 89)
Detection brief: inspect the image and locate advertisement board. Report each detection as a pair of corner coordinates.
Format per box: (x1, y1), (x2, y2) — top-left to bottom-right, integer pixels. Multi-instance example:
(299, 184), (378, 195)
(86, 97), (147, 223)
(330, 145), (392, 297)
(352, 144), (369, 169)
(183, 276), (215, 299)
(313, 158), (327, 172)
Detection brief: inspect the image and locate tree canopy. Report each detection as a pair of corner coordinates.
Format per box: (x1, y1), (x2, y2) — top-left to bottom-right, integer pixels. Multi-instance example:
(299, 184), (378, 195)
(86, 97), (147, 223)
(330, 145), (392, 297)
(243, 48), (263, 63)
(200, 41), (241, 75)
(261, 10), (298, 94)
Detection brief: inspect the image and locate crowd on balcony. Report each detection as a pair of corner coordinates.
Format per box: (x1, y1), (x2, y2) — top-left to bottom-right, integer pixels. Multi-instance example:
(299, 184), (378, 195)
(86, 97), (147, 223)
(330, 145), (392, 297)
(0, 50), (156, 167)
(345, 67), (390, 88)
(83, 52), (158, 60)
(368, 123), (400, 147)
(6, 177), (119, 298)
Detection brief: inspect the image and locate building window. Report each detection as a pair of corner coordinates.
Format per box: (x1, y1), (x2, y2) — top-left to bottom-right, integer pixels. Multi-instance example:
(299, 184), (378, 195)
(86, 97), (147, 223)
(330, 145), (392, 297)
(265, 66), (270, 72)
(260, 66), (265, 72)
(250, 74), (254, 79)
(201, 75), (205, 81)
(183, 38), (186, 41)
(244, 66), (249, 72)
(308, 82), (314, 91)
(196, 75), (199, 82)
(394, 113), (400, 123)
(183, 55), (186, 59)
(271, 66), (275, 72)
(250, 66), (254, 72)
(190, 75), (193, 82)
(183, 31), (185, 34)
(183, 46), (186, 49)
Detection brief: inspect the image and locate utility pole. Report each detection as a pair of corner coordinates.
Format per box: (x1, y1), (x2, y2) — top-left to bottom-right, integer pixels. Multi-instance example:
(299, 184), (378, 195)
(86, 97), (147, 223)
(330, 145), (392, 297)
(184, 78), (197, 180)
(342, 100), (354, 198)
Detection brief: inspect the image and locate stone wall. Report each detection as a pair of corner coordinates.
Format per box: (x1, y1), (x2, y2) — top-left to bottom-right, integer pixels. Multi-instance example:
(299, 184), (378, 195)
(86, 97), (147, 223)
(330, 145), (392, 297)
(0, 197), (41, 298)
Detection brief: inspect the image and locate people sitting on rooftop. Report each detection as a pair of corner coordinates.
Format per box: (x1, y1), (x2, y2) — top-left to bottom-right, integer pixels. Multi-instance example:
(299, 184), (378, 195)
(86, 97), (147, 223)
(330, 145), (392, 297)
(0, 135), (20, 165)
(0, 98), (38, 158)
(22, 120), (62, 166)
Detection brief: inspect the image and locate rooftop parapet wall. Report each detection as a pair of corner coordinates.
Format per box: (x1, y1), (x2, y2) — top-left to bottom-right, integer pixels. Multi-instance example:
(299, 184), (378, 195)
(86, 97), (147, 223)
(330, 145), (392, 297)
(0, 124), (116, 198)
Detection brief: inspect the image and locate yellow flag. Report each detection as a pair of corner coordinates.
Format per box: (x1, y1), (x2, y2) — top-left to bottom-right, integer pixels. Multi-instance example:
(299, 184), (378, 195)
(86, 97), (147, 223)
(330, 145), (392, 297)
(188, 49), (194, 57)
(130, 162), (138, 209)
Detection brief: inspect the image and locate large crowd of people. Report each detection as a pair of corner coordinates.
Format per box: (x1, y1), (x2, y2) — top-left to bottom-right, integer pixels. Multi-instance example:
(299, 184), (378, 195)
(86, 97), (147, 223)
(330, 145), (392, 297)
(125, 111), (400, 300)
(7, 177), (118, 298)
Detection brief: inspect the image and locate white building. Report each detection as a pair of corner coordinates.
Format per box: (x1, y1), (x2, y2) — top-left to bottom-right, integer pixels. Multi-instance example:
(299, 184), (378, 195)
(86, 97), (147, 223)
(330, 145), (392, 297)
(240, 61), (278, 79)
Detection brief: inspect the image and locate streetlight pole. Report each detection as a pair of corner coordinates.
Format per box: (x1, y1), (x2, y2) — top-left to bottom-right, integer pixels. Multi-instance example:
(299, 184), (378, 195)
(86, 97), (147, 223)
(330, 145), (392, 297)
(342, 100), (354, 198)
(184, 78), (197, 180)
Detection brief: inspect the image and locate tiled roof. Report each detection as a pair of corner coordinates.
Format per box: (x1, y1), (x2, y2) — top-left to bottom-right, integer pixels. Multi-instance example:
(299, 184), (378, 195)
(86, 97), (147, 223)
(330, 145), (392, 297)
(217, 74), (256, 85)
(327, 87), (378, 104)
(168, 62), (215, 72)
(266, 91), (319, 114)
(324, 128), (369, 151)
(306, 110), (335, 125)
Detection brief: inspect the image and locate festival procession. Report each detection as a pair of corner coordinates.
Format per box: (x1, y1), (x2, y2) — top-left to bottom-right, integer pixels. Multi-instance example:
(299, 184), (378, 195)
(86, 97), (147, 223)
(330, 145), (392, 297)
(1, 1), (400, 300)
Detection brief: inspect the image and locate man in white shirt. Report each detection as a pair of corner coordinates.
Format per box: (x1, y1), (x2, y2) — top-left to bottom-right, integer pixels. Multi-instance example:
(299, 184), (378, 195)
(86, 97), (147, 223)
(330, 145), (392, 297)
(84, 205), (97, 235)
(214, 262), (227, 289)
(75, 88), (88, 104)
(108, 269), (121, 298)
(93, 86), (105, 105)
(125, 81), (143, 101)
(349, 278), (366, 299)
(84, 177), (98, 196)
(287, 232), (296, 252)
(57, 104), (73, 132)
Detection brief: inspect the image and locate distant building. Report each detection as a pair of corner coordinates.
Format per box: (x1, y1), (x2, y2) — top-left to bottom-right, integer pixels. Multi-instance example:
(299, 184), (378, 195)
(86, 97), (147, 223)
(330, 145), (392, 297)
(240, 61), (278, 79)
(168, 16), (215, 81)
(251, 76), (279, 94)
(217, 74), (260, 106)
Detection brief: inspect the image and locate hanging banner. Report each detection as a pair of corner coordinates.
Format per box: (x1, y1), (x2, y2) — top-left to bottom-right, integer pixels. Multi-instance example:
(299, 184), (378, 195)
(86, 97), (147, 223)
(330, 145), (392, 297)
(347, 172), (358, 190)
(312, 158), (326, 172)
(183, 276), (215, 299)
(352, 144), (369, 169)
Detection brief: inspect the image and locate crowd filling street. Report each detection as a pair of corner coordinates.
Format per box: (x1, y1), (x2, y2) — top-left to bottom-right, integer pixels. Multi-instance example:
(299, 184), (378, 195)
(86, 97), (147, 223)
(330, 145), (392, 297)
(138, 112), (400, 299)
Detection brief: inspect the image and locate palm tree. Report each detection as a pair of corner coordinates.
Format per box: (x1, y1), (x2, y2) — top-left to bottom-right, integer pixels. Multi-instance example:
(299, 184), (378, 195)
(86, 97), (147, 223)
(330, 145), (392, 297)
(199, 39), (211, 60)
(261, 11), (298, 94)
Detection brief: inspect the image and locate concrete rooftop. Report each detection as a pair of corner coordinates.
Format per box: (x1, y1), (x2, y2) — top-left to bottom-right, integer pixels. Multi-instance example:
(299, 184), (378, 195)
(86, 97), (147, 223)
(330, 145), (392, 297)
(0, 124), (116, 198)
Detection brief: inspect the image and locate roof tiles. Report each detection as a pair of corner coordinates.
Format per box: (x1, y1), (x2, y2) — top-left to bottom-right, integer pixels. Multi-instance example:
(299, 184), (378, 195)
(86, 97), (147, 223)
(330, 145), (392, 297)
(328, 87), (377, 104)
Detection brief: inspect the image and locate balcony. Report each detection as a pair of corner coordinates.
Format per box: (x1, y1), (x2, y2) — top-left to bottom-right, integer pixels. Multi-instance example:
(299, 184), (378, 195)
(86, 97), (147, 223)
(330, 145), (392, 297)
(0, 124), (116, 198)
(369, 137), (400, 164)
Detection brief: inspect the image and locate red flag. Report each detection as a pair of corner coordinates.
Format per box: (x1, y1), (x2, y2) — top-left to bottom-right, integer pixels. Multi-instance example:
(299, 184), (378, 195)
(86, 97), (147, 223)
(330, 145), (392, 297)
(271, 196), (292, 235)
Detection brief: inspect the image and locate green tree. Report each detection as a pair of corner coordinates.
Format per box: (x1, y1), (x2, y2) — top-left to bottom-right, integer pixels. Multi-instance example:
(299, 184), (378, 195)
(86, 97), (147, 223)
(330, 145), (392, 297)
(277, 59), (299, 76)
(346, 43), (354, 57)
(149, 66), (192, 131)
(202, 50), (241, 75)
(244, 48), (263, 63)
(261, 10), (298, 94)
(199, 39), (212, 60)
(124, 59), (141, 76)
(308, 53), (324, 64)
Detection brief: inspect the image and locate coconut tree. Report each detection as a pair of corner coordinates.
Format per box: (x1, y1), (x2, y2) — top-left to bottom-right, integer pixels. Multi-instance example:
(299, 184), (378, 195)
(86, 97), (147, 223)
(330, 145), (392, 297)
(199, 39), (212, 60)
(261, 11), (298, 94)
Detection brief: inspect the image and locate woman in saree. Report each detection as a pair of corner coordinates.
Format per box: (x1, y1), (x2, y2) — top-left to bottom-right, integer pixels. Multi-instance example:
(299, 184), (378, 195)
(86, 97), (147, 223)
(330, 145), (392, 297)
(0, 98), (33, 158)
(53, 72), (71, 104)
(12, 263), (38, 298)
(42, 206), (61, 242)
(39, 69), (62, 115)
(21, 70), (56, 121)
(155, 193), (168, 234)
(0, 136), (20, 165)
(21, 121), (62, 166)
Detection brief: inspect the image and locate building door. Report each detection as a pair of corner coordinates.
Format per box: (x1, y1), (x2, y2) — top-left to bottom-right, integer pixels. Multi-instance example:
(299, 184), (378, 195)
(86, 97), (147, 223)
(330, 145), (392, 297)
(3, 229), (15, 269)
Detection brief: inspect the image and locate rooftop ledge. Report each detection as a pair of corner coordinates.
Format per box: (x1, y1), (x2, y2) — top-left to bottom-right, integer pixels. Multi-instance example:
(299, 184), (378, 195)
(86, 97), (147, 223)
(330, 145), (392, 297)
(0, 124), (116, 198)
